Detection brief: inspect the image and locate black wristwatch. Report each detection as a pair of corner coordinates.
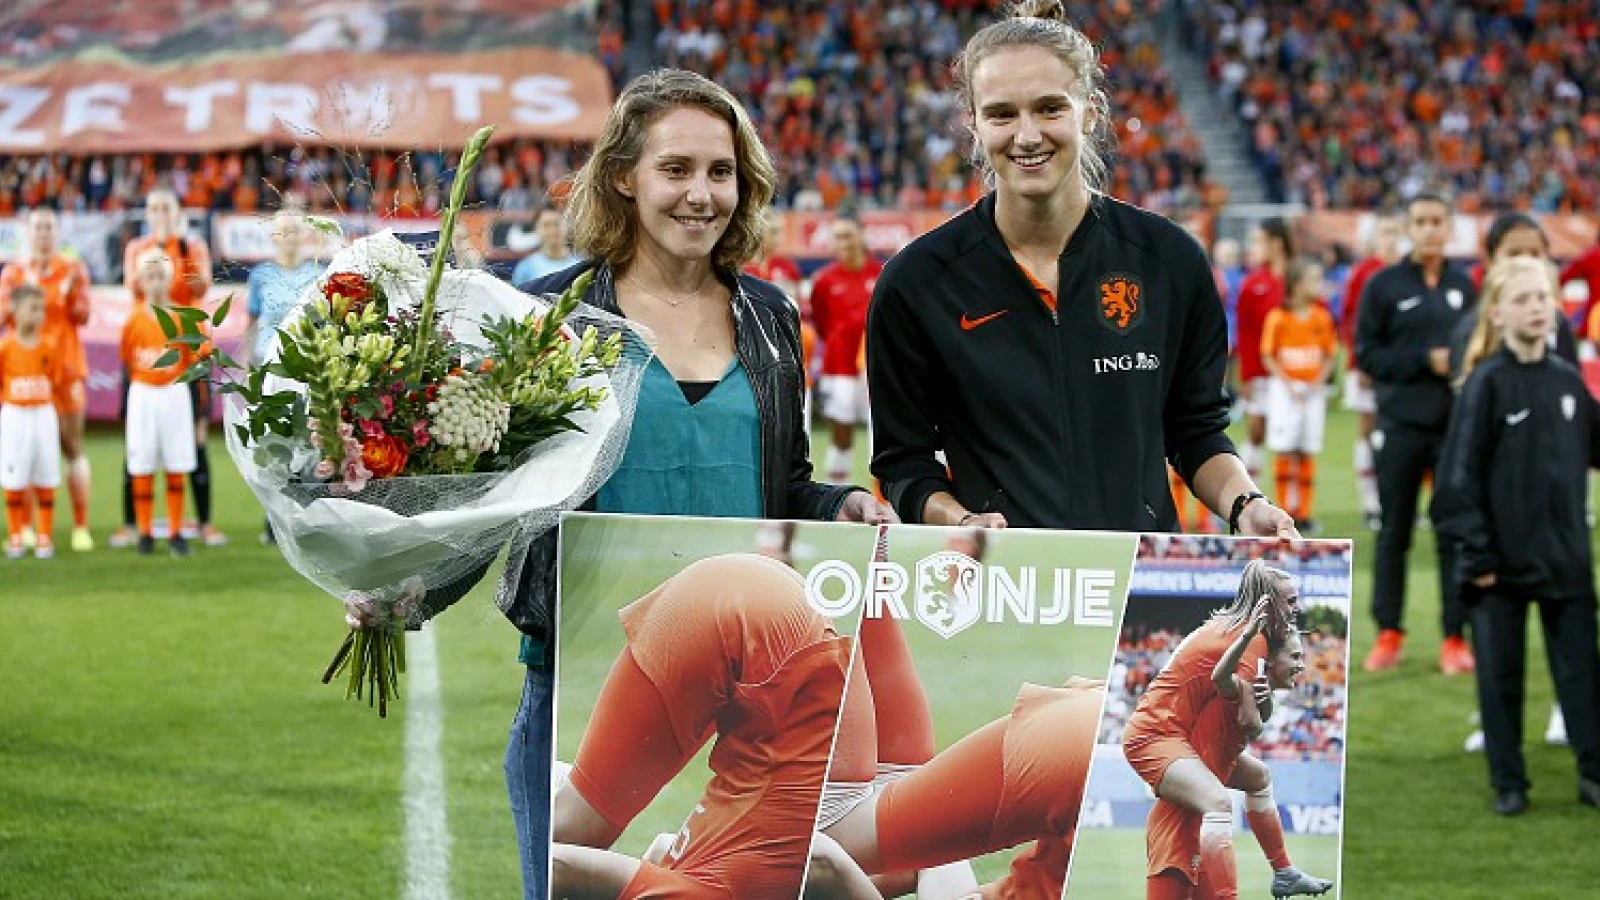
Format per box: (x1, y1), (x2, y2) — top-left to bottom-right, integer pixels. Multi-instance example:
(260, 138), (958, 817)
(1229, 491), (1267, 535)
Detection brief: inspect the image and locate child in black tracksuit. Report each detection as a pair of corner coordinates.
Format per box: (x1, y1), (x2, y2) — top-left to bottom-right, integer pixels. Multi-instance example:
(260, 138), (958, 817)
(1436, 256), (1600, 816)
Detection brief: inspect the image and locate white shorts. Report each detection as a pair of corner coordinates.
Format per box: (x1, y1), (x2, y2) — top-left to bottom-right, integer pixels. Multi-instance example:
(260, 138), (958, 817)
(1242, 376), (1271, 417)
(819, 373), (869, 425)
(0, 404), (61, 490)
(126, 381), (197, 476)
(1342, 370), (1376, 413)
(1265, 378), (1328, 453)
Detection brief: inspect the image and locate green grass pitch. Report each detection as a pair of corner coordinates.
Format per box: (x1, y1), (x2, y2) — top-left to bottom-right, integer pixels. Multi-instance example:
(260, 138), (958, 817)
(3, 408), (1599, 898)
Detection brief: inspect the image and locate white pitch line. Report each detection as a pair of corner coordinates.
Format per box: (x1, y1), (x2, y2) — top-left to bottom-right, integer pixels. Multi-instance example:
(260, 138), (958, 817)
(402, 625), (451, 900)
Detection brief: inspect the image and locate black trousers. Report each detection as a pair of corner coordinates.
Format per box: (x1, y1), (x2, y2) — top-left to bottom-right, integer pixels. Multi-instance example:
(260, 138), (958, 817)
(1370, 418), (1464, 636)
(1469, 588), (1600, 792)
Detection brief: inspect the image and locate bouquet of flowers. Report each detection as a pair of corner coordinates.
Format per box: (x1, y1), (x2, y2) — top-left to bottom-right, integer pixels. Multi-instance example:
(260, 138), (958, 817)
(170, 127), (651, 715)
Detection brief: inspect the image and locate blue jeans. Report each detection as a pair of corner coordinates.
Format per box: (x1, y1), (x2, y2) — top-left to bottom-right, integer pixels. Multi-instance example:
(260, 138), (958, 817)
(506, 664), (553, 900)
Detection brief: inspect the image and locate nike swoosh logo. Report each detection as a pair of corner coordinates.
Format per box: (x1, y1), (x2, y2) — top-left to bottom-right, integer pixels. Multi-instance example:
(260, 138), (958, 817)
(960, 310), (1009, 331)
(1506, 409), (1531, 426)
(1397, 297), (1423, 312)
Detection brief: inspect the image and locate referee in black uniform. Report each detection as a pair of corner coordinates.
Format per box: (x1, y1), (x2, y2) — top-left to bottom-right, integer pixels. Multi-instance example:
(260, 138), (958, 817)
(1355, 193), (1477, 673)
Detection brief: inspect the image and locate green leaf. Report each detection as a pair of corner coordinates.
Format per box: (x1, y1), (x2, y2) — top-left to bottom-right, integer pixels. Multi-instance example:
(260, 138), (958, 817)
(234, 424), (250, 444)
(174, 306), (210, 325)
(152, 350), (180, 369)
(153, 306), (178, 340)
(177, 367), (206, 384)
(170, 333), (207, 348)
(212, 350), (239, 370)
(211, 295), (233, 328)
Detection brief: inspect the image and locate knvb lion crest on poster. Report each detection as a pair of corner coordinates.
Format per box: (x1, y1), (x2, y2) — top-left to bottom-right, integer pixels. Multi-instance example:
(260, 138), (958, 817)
(549, 514), (1352, 900)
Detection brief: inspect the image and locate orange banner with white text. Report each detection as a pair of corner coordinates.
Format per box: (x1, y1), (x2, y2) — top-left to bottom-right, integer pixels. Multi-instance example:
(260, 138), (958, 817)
(0, 48), (611, 153)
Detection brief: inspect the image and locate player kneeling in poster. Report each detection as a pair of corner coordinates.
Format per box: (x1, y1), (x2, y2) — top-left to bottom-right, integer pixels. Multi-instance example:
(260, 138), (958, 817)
(814, 662), (1105, 900)
(1122, 561), (1332, 899)
(550, 553), (851, 900)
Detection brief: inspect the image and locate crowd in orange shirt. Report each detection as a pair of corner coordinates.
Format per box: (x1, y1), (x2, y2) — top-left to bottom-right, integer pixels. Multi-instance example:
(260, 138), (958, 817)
(654, 0), (1218, 214)
(1184, 1), (1600, 211)
(4, 1), (1223, 219)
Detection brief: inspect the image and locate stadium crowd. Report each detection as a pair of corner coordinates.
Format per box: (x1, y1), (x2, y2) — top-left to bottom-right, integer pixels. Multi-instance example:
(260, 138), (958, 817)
(1180, 0), (1600, 210)
(1, 0), (1217, 219)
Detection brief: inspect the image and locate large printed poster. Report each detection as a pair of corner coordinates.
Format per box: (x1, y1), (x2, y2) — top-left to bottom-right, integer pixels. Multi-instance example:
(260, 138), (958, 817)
(553, 515), (1352, 900)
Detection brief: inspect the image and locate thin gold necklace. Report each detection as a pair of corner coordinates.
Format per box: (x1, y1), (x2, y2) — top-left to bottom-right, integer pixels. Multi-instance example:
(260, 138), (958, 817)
(626, 274), (710, 308)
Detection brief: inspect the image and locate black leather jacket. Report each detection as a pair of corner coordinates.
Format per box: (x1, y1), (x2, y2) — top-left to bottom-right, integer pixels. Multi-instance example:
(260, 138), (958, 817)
(418, 259), (862, 645)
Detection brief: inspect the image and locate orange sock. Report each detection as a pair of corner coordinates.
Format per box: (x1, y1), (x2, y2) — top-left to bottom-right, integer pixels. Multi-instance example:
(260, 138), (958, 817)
(1246, 808), (1291, 871)
(165, 473), (187, 535)
(67, 457), (89, 528)
(5, 490), (25, 537)
(1297, 456), (1317, 521)
(863, 526), (935, 766)
(132, 474), (155, 536)
(1196, 811), (1238, 900)
(1274, 456), (1294, 518)
(1149, 870), (1196, 900)
(34, 488), (54, 542)
(1246, 785), (1292, 870)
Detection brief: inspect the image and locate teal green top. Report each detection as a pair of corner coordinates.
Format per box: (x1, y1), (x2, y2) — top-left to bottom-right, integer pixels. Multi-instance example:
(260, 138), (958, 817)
(519, 356), (763, 666)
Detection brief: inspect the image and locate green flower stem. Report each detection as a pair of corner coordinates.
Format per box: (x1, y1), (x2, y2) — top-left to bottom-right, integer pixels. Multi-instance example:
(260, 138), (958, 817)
(414, 124), (495, 381)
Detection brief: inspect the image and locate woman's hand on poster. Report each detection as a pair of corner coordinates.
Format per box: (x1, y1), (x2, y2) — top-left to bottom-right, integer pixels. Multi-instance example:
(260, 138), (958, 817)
(837, 490), (900, 525)
(1236, 496), (1299, 539)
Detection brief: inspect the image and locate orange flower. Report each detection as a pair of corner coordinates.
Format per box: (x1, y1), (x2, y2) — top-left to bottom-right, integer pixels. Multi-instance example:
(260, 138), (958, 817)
(478, 359), (495, 373)
(360, 432), (410, 479)
(324, 272), (374, 314)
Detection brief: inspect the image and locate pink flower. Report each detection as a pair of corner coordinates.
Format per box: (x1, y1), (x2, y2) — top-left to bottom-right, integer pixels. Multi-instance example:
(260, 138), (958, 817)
(313, 459), (336, 480)
(343, 457), (372, 494)
(359, 419), (385, 439)
(337, 421), (355, 440)
(343, 436), (362, 458)
(411, 420), (431, 447)
(379, 394), (395, 419)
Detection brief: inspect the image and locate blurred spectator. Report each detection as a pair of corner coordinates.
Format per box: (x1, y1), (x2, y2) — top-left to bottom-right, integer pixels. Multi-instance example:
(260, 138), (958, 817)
(510, 206), (580, 288)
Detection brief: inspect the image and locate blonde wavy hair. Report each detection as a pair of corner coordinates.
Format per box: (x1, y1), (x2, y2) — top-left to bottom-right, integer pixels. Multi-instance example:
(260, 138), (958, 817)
(565, 69), (775, 273)
(1213, 559), (1294, 651)
(953, 0), (1113, 193)
(1458, 255), (1560, 386)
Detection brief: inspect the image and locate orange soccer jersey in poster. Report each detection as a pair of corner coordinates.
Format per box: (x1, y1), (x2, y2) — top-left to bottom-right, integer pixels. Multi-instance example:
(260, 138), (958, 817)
(1122, 620), (1267, 790)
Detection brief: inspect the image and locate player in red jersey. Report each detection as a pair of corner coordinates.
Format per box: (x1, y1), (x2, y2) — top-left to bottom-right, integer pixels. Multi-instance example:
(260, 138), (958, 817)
(810, 213), (882, 483)
(1234, 219), (1295, 484)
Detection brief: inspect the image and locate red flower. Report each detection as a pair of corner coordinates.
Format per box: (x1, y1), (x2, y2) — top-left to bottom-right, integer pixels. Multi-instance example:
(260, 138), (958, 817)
(324, 272), (374, 314)
(360, 432), (410, 479)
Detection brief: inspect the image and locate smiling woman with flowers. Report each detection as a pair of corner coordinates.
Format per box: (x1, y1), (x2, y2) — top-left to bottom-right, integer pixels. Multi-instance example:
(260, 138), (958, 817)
(394, 69), (895, 900)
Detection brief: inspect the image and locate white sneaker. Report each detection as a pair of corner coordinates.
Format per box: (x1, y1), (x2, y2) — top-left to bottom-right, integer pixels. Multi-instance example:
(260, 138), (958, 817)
(1547, 704), (1568, 746)
(19, 525), (36, 550)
